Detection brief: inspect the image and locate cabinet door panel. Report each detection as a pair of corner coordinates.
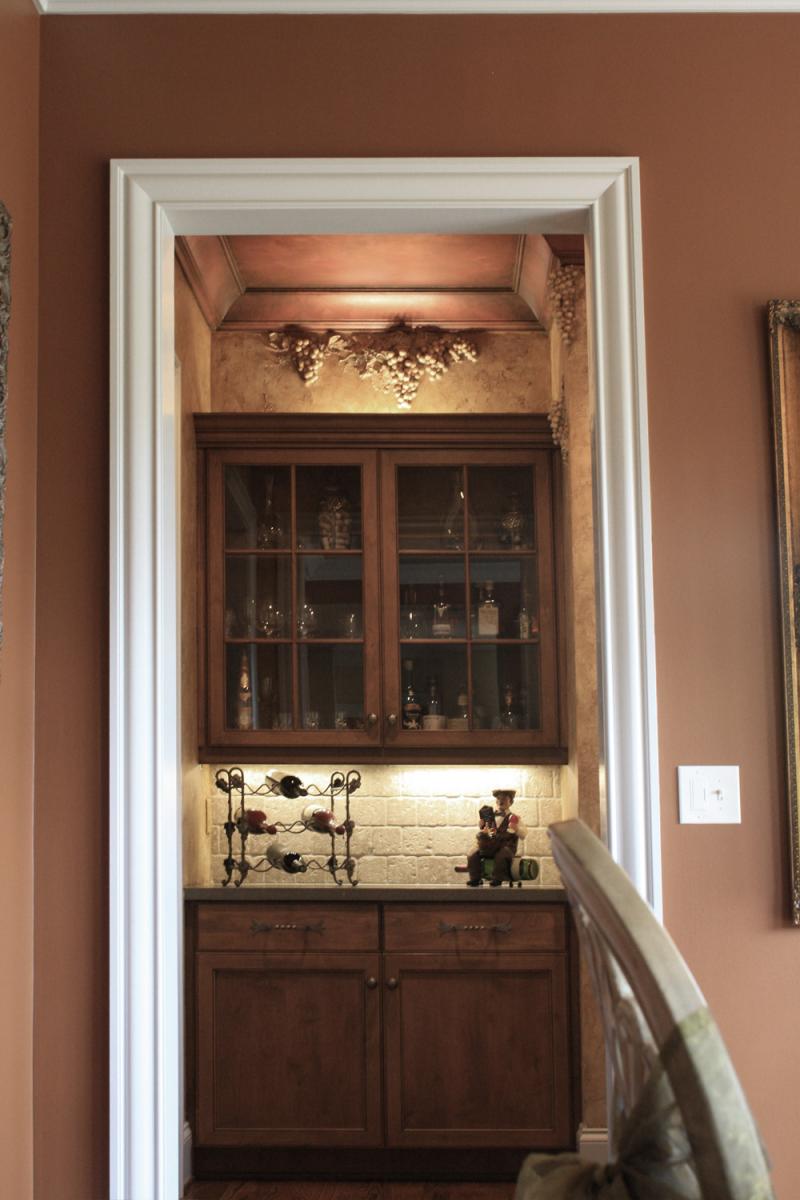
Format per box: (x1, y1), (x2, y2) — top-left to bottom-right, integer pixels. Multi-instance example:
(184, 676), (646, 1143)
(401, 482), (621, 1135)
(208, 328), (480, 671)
(197, 952), (382, 1146)
(204, 447), (381, 752)
(384, 953), (572, 1148)
(381, 449), (561, 752)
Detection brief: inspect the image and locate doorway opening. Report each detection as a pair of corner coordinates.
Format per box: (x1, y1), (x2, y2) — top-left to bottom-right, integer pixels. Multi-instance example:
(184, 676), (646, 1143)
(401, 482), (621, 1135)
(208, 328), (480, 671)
(109, 157), (659, 1200)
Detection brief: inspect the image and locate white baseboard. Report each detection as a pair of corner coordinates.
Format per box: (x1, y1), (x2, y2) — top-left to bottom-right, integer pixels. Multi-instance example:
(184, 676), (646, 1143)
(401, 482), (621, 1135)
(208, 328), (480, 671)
(183, 1121), (193, 1191)
(577, 1124), (609, 1163)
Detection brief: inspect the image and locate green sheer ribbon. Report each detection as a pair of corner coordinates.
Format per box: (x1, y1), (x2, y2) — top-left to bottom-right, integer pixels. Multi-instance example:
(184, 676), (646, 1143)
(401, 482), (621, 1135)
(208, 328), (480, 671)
(514, 1011), (713, 1200)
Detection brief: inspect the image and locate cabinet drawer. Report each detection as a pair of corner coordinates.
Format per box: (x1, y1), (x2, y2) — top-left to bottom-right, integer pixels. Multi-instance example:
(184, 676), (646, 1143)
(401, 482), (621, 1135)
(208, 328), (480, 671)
(383, 903), (566, 953)
(196, 903), (379, 952)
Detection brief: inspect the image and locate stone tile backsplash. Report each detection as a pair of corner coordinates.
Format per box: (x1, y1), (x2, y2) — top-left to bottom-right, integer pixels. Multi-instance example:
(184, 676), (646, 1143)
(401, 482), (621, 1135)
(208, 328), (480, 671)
(204, 764), (563, 888)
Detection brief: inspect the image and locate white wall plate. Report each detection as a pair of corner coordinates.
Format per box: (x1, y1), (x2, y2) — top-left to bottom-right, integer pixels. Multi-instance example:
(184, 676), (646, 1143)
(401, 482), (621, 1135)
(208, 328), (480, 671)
(678, 765), (741, 824)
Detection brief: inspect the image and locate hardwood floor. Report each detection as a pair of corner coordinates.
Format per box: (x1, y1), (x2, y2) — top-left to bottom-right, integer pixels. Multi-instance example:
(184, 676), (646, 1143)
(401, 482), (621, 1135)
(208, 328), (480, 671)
(185, 1183), (514, 1199)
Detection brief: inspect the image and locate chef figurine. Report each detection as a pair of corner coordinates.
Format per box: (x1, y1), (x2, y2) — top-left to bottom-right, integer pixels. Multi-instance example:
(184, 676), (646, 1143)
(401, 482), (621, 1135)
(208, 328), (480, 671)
(467, 789), (527, 887)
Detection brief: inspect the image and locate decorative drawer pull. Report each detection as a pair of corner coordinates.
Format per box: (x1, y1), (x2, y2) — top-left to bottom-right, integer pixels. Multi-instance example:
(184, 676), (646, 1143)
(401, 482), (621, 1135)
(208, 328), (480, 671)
(249, 919), (325, 935)
(365, 976), (378, 990)
(438, 920), (512, 935)
(387, 977), (399, 990)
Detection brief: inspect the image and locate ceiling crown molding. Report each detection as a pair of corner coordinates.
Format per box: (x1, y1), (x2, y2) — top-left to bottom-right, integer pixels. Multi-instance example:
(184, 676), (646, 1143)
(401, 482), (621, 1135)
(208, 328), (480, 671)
(32, 0), (800, 15)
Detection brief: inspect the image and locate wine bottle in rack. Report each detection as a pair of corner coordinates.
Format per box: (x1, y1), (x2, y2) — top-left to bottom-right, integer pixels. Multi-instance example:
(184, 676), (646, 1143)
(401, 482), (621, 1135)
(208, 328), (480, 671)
(265, 771), (309, 798)
(266, 841), (308, 874)
(302, 802), (346, 836)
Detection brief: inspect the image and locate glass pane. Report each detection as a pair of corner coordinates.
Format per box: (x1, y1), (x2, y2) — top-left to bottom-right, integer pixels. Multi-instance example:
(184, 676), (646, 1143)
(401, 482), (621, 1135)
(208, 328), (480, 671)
(467, 465), (535, 552)
(297, 555), (363, 639)
(472, 644), (540, 731)
(296, 466), (362, 550)
(225, 465), (290, 550)
(470, 558), (540, 640)
(399, 558), (466, 640)
(299, 644), (364, 731)
(225, 643), (293, 731)
(397, 465), (466, 550)
(400, 646), (468, 731)
(225, 555), (291, 639)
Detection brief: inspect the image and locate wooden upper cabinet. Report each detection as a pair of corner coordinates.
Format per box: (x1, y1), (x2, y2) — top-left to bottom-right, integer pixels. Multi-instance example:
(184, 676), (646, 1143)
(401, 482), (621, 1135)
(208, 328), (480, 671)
(195, 415), (565, 763)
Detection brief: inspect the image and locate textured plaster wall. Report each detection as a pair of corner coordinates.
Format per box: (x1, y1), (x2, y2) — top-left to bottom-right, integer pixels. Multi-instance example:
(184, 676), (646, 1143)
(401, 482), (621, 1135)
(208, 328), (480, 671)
(212, 328), (551, 414)
(204, 763), (562, 888)
(176, 264), (212, 888)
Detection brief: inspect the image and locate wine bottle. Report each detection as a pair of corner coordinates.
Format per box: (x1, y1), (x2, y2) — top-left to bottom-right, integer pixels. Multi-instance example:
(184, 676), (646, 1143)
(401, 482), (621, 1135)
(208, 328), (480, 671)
(265, 771), (308, 799)
(499, 682), (519, 730)
(241, 809), (277, 836)
(427, 676), (442, 716)
(402, 659), (422, 730)
(302, 802), (346, 836)
(266, 841), (307, 874)
(441, 471), (465, 549)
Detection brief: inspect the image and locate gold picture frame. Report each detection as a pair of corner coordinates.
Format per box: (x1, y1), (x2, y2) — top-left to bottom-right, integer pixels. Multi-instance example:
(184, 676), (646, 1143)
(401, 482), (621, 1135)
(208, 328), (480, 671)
(769, 299), (800, 924)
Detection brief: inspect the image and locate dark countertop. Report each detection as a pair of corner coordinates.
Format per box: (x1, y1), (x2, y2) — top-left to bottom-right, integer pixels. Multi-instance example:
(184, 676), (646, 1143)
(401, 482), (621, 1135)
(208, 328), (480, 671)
(185, 886), (566, 903)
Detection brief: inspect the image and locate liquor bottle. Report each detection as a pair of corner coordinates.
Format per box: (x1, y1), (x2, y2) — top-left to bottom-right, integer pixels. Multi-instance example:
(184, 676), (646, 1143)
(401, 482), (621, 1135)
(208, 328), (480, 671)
(265, 771), (308, 799)
(236, 650), (253, 730)
(301, 802), (346, 836)
(402, 659), (422, 729)
(427, 676), (442, 716)
(456, 688), (469, 720)
(402, 587), (423, 639)
(518, 601), (532, 639)
(266, 841), (308, 873)
(499, 682), (519, 730)
(498, 490), (526, 548)
(432, 575), (453, 637)
(477, 580), (500, 637)
(441, 471), (465, 549)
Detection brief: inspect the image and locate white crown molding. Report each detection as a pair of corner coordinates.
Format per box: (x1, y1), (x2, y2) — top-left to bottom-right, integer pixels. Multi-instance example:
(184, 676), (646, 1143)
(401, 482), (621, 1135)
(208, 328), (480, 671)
(34, 0), (800, 15)
(110, 155), (660, 1200)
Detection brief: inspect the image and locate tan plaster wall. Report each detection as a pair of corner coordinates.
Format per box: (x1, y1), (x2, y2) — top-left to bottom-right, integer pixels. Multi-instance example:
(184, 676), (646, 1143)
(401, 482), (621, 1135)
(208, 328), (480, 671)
(176, 264), (212, 888)
(0, 2), (38, 1196)
(212, 329), (551, 414)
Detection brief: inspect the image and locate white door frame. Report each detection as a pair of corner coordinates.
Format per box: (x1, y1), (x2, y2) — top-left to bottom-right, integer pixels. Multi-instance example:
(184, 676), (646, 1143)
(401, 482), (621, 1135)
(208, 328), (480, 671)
(109, 156), (660, 1200)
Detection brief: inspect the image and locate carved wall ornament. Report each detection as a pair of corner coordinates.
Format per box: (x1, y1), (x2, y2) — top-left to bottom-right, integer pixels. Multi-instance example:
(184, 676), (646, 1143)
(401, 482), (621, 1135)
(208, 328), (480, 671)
(0, 202), (10, 652)
(549, 379), (569, 461)
(547, 263), (584, 347)
(769, 298), (800, 334)
(264, 322), (479, 409)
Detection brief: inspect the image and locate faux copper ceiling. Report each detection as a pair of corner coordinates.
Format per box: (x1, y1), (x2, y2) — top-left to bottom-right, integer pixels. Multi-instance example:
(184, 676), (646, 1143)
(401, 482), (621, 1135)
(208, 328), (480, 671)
(176, 233), (584, 333)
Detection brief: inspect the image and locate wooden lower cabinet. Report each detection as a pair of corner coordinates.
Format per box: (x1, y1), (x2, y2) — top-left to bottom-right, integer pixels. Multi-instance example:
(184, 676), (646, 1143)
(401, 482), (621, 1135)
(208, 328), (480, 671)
(196, 951), (383, 1146)
(188, 897), (578, 1169)
(383, 952), (571, 1148)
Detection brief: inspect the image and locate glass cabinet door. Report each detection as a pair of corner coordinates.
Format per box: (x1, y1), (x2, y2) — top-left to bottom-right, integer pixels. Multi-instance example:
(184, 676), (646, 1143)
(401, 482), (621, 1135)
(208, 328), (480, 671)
(205, 450), (380, 748)
(381, 450), (560, 750)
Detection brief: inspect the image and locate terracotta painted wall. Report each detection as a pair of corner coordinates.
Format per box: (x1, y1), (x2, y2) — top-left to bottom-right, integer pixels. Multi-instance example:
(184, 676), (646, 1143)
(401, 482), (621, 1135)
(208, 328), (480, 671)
(36, 14), (800, 1197)
(0, 1), (38, 1197)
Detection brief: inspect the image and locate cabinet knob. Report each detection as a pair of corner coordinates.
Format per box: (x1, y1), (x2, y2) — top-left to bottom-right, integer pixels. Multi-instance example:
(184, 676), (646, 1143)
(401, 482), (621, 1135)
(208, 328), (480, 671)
(387, 977), (399, 990)
(386, 713), (398, 730)
(366, 976), (378, 989)
(366, 712), (378, 728)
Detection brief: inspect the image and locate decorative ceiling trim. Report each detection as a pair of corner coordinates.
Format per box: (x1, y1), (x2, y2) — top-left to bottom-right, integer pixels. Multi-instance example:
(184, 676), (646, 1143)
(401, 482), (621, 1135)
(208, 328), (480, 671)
(33, 0), (800, 14)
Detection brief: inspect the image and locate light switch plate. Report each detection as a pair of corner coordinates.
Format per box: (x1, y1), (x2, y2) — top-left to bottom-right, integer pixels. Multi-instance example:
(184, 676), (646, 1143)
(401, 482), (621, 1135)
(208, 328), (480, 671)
(677, 765), (741, 824)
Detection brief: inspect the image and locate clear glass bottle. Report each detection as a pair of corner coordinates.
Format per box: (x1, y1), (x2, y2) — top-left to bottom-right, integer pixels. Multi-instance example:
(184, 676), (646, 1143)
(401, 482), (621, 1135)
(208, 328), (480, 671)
(499, 682), (519, 730)
(427, 675), (442, 717)
(456, 687), (469, 721)
(402, 659), (422, 730)
(402, 587), (423, 639)
(432, 574), (452, 637)
(257, 473), (283, 548)
(441, 471), (465, 549)
(477, 579), (500, 637)
(518, 599), (531, 639)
